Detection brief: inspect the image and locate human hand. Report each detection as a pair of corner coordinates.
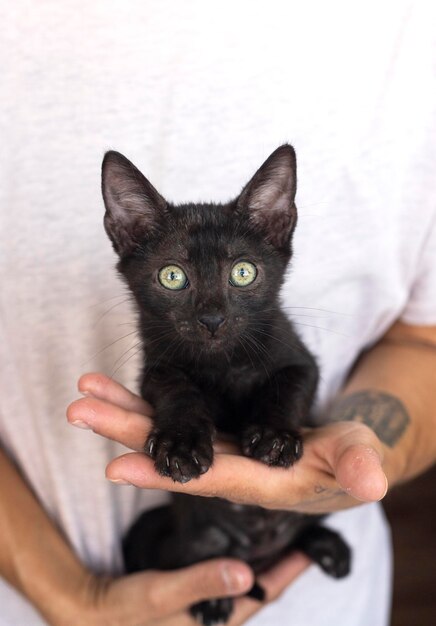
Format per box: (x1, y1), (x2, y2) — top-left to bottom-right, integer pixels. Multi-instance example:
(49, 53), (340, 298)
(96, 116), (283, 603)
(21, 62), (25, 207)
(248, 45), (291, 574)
(67, 373), (312, 625)
(67, 373), (388, 514)
(72, 553), (309, 626)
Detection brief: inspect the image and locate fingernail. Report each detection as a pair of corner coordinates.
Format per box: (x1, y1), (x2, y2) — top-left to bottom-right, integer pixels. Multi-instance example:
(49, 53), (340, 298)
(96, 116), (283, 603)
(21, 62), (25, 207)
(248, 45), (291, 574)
(71, 420), (91, 430)
(221, 564), (251, 594)
(378, 473), (389, 500)
(108, 477), (131, 485)
(80, 390), (93, 397)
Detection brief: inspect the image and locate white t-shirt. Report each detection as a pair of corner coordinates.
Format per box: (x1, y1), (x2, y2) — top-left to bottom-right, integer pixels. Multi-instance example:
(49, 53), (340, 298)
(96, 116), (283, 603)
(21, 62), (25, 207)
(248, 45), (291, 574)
(1, 1), (435, 624)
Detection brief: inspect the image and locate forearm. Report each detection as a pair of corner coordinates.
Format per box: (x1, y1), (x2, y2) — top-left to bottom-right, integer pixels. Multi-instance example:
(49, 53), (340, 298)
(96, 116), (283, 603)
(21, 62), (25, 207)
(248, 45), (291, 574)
(0, 447), (90, 626)
(329, 321), (436, 487)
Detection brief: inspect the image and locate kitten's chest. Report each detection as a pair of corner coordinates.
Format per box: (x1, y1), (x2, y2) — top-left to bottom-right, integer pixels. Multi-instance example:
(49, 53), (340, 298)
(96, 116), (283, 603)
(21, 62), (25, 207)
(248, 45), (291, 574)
(194, 362), (266, 433)
(197, 360), (266, 403)
(221, 363), (266, 400)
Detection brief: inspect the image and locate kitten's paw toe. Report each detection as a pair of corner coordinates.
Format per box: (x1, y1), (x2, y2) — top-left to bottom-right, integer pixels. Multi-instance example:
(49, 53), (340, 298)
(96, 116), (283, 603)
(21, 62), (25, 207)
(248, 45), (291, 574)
(144, 434), (158, 458)
(242, 425), (303, 467)
(145, 429), (213, 483)
(190, 597), (233, 626)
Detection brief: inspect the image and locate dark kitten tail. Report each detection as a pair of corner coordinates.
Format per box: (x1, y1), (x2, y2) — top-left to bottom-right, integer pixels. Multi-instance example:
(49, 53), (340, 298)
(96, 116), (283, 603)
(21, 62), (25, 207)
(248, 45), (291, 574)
(294, 525), (351, 579)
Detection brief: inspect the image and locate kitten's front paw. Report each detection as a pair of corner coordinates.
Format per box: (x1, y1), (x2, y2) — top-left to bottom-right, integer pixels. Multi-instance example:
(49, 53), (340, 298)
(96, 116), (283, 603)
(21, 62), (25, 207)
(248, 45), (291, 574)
(242, 425), (303, 467)
(190, 597), (233, 626)
(145, 428), (213, 483)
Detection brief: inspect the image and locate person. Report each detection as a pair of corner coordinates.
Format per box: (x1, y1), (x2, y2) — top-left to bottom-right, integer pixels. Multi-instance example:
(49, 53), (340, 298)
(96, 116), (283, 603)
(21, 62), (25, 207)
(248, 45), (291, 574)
(1, 1), (435, 625)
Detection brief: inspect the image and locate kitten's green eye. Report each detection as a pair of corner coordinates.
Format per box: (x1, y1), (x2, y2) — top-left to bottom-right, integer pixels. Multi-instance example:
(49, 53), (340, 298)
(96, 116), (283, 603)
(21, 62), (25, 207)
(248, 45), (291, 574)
(158, 265), (188, 290)
(230, 261), (257, 287)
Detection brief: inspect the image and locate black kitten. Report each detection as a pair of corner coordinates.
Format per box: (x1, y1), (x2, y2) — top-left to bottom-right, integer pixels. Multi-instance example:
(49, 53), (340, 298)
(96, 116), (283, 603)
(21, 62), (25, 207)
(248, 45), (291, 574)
(102, 145), (351, 625)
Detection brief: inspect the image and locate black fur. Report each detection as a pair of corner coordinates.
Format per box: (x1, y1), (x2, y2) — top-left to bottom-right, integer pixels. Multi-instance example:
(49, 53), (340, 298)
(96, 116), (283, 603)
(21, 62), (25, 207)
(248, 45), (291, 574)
(102, 145), (351, 625)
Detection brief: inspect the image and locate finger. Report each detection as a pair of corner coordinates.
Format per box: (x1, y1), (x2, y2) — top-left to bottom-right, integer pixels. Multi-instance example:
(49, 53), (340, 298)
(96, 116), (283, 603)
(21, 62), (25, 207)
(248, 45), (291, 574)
(257, 551), (311, 600)
(146, 559), (254, 617)
(78, 372), (153, 415)
(227, 552), (311, 625)
(157, 613), (198, 626)
(305, 423), (388, 503)
(335, 443), (388, 501)
(67, 397), (151, 451)
(105, 451), (303, 507)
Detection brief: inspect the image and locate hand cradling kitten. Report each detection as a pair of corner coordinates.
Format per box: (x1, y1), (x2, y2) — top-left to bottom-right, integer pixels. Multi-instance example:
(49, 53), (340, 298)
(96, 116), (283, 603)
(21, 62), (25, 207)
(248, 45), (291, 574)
(101, 145), (351, 626)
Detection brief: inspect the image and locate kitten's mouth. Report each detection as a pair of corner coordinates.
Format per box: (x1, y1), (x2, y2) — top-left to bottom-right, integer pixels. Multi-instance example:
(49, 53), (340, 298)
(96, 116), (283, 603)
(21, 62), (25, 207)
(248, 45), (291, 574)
(198, 335), (229, 353)
(177, 325), (230, 351)
(205, 336), (225, 348)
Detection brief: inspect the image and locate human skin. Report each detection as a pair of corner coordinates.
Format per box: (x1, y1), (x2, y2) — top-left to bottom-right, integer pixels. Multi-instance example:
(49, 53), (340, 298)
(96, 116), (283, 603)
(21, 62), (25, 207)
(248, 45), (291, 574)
(1, 320), (435, 626)
(69, 321), (436, 513)
(0, 444), (311, 626)
(65, 319), (436, 626)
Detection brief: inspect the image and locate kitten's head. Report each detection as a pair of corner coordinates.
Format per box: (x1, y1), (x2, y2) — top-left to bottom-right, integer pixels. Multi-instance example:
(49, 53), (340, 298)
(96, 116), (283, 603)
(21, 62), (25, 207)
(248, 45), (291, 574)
(101, 145), (297, 358)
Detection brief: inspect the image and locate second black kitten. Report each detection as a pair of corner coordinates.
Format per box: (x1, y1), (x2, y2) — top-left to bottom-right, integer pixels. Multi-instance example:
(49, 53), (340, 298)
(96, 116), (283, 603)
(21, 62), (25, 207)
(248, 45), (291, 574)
(101, 145), (351, 625)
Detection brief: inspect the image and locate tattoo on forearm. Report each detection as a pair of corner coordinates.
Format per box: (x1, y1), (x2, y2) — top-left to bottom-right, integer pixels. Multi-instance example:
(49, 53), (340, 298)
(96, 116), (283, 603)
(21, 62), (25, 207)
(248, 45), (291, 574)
(329, 390), (410, 447)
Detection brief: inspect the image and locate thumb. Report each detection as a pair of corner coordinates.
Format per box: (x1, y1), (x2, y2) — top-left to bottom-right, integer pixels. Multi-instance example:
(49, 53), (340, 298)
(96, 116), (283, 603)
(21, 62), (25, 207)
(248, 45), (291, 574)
(334, 438), (388, 502)
(147, 558), (254, 616)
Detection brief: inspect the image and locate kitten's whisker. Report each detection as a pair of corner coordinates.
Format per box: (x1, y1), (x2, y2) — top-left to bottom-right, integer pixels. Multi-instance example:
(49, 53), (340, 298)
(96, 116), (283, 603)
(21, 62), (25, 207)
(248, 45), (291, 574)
(260, 305), (352, 317)
(143, 329), (178, 350)
(93, 297), (134, 327)
(255, 319), (350, 338)
(141, 324), (175, 334)
(244, 334), (273, 388)
(86, 291), (130, 310)
(240, 330), (271, 373)
(194, 341), (206, 370)
(236, 335), (257, 373)
(110, 340), (143, 372)
(257, 310), (338, 320)
(114, 328), (178, 374)
(166, 336), (185, 365)
(249, 328), (309, 356)
(122, 320), (168, 325)
(244, 331), (280, 398)
(242, 331), (275, 381)
(292, 321), (349, 337)
(110, 345), (143, 378)
(223, 344), (232, 366)
(280, 306), (353, 317)
(146, 334), (183, 370)
(81, 330), (139, 367)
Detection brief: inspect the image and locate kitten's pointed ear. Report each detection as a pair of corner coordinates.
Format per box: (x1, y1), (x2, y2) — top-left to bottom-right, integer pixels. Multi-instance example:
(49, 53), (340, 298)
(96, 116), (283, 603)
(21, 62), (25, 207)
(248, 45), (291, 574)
(237, 144), (297, 252)
(101, 151), (167, 257)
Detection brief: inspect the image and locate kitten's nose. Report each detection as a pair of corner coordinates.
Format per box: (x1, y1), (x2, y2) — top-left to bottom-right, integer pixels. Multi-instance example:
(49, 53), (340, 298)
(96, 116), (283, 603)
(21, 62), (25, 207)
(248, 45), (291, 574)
(198, 314), (226, 336)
